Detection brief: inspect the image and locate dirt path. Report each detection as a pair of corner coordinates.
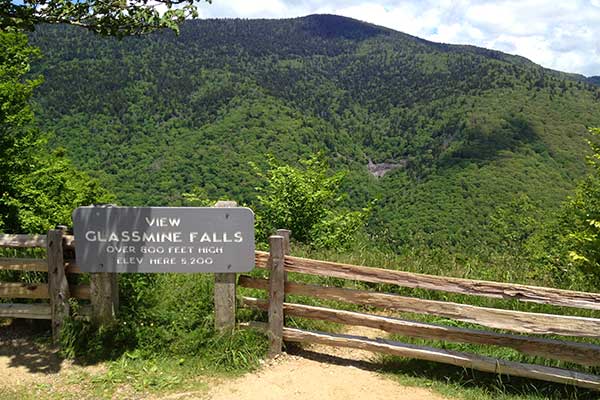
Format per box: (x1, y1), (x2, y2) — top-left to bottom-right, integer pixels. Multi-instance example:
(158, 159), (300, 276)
(0, 322), (447, 400)
(164, 326), (447, 400)
(0, 321), (108, 399)
(193, 352), (445, 400)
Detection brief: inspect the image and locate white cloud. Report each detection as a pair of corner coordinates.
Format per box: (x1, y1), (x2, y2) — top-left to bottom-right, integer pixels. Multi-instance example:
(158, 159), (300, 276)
(196, 0), (600, 76)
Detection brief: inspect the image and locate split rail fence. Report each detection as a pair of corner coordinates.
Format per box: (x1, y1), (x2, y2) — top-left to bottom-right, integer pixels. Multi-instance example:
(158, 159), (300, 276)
(0, 229), (118, 342)
(4, 227), (600, 390)
(239, 233), (600, 391)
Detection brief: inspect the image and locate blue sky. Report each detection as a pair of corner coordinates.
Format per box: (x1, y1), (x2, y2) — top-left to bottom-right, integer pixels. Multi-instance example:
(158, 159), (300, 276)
(190, 0), (600, 76)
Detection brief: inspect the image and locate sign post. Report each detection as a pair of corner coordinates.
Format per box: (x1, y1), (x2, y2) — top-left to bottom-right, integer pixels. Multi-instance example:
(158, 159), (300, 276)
(214, 201), (239, 332)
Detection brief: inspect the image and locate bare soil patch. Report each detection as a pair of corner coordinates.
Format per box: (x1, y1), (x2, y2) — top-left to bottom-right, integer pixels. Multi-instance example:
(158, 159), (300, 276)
(0, 321), (447, 400)
(170, 326), (447, 400)
(0, 320), (106, 399)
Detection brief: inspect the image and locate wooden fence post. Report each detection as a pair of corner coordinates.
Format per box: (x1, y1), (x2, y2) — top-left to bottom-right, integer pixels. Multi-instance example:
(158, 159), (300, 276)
(268, 235), (285, 357)
(276, 228), (290, 296)
(47, 229), (70, 343)
(90, 272), (118, 326)
(276, 229), (291, 255)
(214, 200), (237, 332)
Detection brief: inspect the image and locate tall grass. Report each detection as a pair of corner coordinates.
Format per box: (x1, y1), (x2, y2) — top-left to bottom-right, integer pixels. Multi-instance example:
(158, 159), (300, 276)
(285, 237), (600, 398)
(59, 272), (268, 371)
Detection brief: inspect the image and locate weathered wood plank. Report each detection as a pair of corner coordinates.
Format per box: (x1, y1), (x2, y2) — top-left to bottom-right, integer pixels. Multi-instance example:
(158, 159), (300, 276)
(0, 303), (52, 320)
(0, 234), (47, 248)
(253, 255), (600, 311)
(90, 272), (118, 325)
(238, 276), (600, 338)
(279, 326), (600, 391)
(214, 273), (236, 331)
(255, 251), (269, 267)
(213, 201), (237, 332)
(71, 284), (91, 300)
(268, 235), (285, 357)
(0, 258), (47, 272)
(47, 229), (70, 342)
(64, 260), (83, 274)
(0, 282), (49, 299)
(241, 296), (600, 366)
(0, 282), (90, 300)
(276, 229), (291, 285)
(276, 230), (291, 255)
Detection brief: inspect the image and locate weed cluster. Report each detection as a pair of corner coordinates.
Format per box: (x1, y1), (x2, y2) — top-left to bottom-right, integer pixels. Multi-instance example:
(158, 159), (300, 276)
(59, 273), (267, 372)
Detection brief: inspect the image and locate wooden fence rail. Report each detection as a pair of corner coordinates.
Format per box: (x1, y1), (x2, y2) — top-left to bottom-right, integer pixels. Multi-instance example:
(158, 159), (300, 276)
(254, 251), (600, 311)
(241, 320), (600, 391)
(0, 258), (48, 272)
(0, 303), (52, 319)
(239, 276), (600, 337)
(243, 233), (600, 391)
(282, 328), (600, 390)
(0, 282), (91, 300)
(240, 296), (600, 366)
(0, 234), (48, 248)
(0, 231), (116, 342)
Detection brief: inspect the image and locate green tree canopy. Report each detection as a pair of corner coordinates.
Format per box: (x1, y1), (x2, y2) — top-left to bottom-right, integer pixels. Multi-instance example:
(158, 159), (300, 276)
(1, 0), (210, 36)
(0, 31), (112, 232)
(253, 154), (368, 249)
(1, 0), (206, 231)
(561, 128), (600, 279)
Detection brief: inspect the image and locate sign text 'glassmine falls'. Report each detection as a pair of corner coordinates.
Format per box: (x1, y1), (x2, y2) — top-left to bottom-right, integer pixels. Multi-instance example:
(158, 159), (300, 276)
(73, 206), (255, 273)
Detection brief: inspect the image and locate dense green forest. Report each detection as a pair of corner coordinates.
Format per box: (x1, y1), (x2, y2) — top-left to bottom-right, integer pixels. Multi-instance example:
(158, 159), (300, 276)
(0, 31), (110, 233)
(26, 15), (600, 258)
(4, 15), (600, 399)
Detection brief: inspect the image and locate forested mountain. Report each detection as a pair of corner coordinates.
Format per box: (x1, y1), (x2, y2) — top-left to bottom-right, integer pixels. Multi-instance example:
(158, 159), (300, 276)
(27, 14), (600, 251)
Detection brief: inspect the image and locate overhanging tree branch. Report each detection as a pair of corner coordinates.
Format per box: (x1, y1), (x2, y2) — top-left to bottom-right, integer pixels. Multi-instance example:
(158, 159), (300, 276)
(1, 0), (211, 36)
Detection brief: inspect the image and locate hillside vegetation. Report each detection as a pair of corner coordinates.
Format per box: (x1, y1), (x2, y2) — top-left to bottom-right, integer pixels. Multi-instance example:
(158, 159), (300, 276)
(1, 16), (600, 399)
(27, 15), (600, 262)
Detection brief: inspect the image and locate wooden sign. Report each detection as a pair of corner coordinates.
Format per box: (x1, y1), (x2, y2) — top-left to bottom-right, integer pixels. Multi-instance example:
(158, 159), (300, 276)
(72, 206), (255, 273)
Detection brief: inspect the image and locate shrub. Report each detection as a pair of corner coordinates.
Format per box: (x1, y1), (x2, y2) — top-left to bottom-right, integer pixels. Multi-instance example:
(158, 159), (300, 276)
(559, 128), (600, 285)
(253, 153), (369, 249)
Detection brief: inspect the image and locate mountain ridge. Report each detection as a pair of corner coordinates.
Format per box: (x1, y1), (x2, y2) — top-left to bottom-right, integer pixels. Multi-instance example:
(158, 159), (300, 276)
(28, 15), (600, 250)
(192, 14), (588, 80)
(588, 76), (600, 86)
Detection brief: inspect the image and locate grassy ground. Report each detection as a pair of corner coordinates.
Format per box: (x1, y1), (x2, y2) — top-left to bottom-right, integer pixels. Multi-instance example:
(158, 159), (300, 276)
(0, 320), (265, 400)
(0, 357), (212, 400)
